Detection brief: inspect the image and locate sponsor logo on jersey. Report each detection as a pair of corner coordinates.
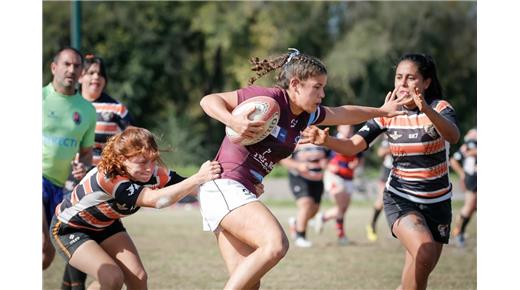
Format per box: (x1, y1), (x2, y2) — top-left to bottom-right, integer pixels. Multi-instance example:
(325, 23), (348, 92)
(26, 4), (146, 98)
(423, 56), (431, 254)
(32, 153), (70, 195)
(43, 135), (79, 148)
(101, 111), (113, 121)
(359, 125), (370, 132)
(116, 202), (128, 210)
(424, 124), (438, 138)
(127, 184), (140, 196)
(290, 119), (298, 128)
(389, 131), (402, 140)
(73, 112), (81, 125)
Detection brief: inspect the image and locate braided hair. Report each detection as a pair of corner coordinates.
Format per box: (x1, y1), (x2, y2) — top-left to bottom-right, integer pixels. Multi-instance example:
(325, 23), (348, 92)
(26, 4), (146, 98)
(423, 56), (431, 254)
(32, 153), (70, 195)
(248, 49), (327, 88)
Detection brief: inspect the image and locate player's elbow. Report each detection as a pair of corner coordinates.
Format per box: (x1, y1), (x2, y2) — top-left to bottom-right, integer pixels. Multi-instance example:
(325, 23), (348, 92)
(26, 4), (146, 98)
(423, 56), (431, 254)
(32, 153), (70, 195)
(200, 94), (216, 111)
(200, 95), (209, 110)
(154, 196), (172, 209)
(445, 131), (460, 144)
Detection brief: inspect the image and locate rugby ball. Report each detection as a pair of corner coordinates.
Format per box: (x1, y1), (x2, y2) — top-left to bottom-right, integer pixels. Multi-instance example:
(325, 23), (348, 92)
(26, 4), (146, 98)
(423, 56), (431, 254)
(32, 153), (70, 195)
(225, 96), (280, 146)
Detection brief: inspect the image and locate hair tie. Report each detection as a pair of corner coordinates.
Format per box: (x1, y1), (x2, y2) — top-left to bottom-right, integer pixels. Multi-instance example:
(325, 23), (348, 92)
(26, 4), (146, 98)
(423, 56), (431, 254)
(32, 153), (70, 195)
(285, 48), (300, 65)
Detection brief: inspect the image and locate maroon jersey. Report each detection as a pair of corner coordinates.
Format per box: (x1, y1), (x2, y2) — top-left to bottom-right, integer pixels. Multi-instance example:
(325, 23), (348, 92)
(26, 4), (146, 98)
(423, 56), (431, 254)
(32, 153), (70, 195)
(216, 86), (326, 194)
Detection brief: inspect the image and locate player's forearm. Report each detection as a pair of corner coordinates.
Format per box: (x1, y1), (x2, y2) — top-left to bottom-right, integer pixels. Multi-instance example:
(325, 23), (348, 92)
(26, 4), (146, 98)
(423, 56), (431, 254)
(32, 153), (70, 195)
(150, 174), (205, 209)
(324, 137), (359, 156)
(423, 107), (460, 144)
(321, 105), (385, 126)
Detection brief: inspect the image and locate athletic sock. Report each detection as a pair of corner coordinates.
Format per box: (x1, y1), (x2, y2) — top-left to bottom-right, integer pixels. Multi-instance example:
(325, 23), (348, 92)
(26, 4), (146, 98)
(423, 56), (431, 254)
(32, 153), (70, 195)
(459, 214), (471, 235)
(296, 231), (307, 239)
(371, 208), (382, 231)
(335, 218), (344, 238)
(62, 263), (86, 290)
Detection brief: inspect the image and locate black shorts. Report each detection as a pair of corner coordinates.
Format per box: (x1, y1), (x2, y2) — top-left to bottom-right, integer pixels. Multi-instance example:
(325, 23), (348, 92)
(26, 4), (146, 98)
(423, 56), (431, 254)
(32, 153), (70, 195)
(383, 190), (452, 244)
(464, 174), (477, 192)
(49, 215), (126, 262)
(288, 173), (324, 204)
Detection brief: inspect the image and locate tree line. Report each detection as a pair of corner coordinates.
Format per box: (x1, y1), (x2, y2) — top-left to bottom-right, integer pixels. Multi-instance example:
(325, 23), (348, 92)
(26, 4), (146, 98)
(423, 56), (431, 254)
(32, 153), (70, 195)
(43, 1), (477, 168)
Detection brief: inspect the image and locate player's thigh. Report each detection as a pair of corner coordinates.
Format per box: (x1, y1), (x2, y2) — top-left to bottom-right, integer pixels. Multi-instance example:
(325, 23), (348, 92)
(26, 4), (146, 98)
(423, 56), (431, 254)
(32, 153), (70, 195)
(393, 212), (440, 258)
(220, 201), (287, 248)
(216, 229), (256, 274)
(296, 196), (315, 210)
(100, 231), (146, 280)
(69, 240), (121, 281)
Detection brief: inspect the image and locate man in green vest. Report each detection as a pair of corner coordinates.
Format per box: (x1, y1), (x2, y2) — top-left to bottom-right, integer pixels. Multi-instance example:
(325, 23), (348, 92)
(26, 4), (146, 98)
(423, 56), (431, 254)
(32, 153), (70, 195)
(43, 47), (96, 290)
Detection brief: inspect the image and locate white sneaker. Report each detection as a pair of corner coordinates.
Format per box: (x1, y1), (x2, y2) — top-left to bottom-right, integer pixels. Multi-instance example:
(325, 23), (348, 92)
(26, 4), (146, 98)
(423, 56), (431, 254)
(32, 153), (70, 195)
(288, 217), (297, 239)
(314, 212), (324, 234)
(295, 237), (312, 248)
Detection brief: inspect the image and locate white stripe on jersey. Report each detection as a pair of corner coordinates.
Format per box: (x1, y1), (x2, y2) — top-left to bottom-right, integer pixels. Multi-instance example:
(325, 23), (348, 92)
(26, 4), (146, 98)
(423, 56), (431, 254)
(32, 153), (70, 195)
(58, 190), (112, 224)
(386, 183), (452, 204)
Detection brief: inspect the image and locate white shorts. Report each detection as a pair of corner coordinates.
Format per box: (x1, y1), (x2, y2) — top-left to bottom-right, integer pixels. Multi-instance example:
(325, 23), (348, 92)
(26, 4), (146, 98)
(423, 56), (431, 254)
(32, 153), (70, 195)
(198, 179), (258, 232)
(324, 171), (354, 196)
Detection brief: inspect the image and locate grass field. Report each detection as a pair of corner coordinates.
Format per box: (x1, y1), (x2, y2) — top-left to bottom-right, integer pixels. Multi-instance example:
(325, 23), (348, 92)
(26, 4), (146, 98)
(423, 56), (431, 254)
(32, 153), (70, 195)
(43, 200), (476, 290)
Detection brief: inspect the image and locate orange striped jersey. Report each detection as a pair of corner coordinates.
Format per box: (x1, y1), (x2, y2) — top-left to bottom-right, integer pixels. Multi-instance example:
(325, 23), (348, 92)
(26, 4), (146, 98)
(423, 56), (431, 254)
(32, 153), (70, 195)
(356, 99), (458, 204)
(55, 166), (184, 231)
(91, 93), (132, 165)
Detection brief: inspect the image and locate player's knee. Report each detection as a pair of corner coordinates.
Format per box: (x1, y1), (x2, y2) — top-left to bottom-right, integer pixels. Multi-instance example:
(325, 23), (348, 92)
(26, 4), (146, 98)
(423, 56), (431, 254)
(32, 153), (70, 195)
(97, 265), (124, 289)
(265, 235), (289, 262)
(128, 268), (148, 289)
(414, 243), (439, 272)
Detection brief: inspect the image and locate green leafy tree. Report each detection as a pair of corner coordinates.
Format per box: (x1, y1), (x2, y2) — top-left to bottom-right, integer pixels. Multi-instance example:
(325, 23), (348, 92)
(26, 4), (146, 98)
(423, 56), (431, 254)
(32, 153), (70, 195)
(43, 1), (476, 168)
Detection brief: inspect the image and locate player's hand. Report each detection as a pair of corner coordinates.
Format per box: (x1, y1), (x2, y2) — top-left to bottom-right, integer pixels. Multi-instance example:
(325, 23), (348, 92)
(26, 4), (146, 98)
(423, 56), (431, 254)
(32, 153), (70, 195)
(297, 163), (309, 174)
(71, 161), (87, 180)
(411, 86), (428, 112)
(299, 125), (330, 146)
(379, 86), (409, 117)
(254, 183), (265, 197)
(230, 106), (267, 140)
(197, 160), (222, 184)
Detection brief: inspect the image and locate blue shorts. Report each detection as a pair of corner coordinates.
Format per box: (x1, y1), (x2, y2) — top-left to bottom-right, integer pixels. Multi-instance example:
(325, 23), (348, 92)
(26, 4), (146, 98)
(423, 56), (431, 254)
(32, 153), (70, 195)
(42, 176), (63, 227)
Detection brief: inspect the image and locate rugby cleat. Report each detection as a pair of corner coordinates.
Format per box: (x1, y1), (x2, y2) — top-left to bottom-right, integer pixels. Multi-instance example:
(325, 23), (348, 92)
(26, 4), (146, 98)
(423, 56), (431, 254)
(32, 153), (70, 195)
(366, 224), (378, 242)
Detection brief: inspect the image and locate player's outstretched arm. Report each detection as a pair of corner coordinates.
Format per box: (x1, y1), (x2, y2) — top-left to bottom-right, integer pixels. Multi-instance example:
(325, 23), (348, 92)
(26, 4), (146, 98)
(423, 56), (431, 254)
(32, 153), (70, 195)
(137, 161), (222, 209)
(300, 125), (366, 156)
(319, 87), (408, 126)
